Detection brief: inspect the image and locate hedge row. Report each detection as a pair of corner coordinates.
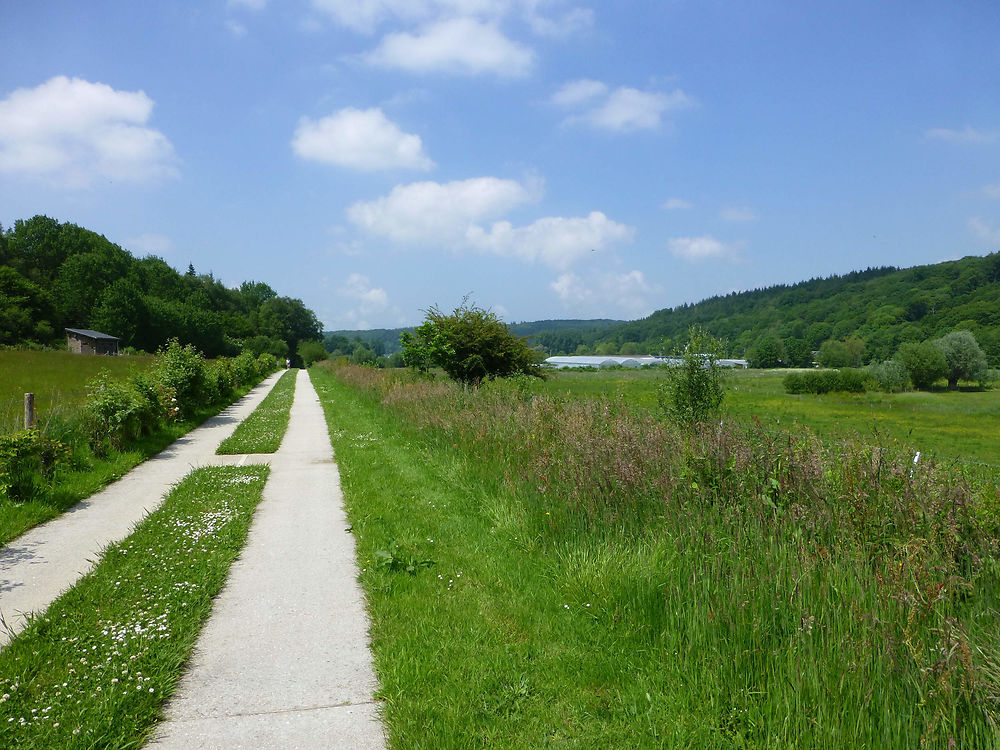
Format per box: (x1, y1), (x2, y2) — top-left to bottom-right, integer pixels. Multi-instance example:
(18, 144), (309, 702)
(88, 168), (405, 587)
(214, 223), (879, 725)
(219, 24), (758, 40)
(783, 368), (868, 395)
(0, 342), (280, 502)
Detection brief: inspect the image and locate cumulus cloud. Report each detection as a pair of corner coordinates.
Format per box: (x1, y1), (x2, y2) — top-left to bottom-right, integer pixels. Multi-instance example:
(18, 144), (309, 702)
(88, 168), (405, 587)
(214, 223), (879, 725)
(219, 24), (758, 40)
(331, 272), (395, 329)
(524, 5), (593, 37)
(292, 107), (434, 171)
(0, 76), (177, 186)
(363, 17), (535, 76)
(969, 217), (1000, 245)
(551, 269), (652, 314)
(668, 235), (737, 261)
(719, 206), (756, 222)
(925, 126), (999, 144)
(347, 176), (542, 242)
(662, 197), (692, 210)
(348, 175), (633, 269)
(466, 211), (634, 269)
(554, 79), (694, 132)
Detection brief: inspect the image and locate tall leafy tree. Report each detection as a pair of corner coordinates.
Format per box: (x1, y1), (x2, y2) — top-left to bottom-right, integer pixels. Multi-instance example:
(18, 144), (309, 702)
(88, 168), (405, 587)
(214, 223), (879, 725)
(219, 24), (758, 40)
(934, 330), (988, 389)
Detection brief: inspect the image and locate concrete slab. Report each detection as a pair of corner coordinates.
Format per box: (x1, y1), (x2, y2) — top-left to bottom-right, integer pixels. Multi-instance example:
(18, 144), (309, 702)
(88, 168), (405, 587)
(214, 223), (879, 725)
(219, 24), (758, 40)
(147, 369), (387, 749)
(0, 371), (285, 647)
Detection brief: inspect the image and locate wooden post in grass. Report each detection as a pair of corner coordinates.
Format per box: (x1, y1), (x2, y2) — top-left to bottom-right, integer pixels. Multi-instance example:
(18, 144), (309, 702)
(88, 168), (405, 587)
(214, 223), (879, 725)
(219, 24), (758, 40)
(24, 392), (35, 429)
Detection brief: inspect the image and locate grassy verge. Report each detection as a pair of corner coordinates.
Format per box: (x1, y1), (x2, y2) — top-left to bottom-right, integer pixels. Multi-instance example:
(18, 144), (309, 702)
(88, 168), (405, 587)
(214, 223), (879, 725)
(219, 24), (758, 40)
(537, 367), (1000, 466)
(0, 465), (269, 749)
(312, 363), (1000, 748)
(217, 369), (296, 454)
(0, 382), (262, 546)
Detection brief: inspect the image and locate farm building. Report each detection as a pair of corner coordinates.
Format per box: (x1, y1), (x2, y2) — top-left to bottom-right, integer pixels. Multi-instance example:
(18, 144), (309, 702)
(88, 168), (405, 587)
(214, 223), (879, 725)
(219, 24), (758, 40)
(65, 328), (120, 355)
(544, 355), (749, 369)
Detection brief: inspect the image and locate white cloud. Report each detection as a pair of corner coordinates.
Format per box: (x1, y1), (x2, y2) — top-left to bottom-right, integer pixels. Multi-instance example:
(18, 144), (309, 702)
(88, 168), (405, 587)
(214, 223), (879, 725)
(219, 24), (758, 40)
(292, 107), (434, 171)
(551, 269), (652, 314)
(229, 0), (268, 9)
(969, 217), (1000, 245)
(551, 79), (607, 107)
(0, 76), (177, 187)
(347, 176), (542, 242)
(363, 17), (535, 77)
(466, 211), (634, 269)
(126, 233), (174, 258)
(719, 206), (756, 222)
(925, 126), (999, 144)
(662, 197), (692, 210)
(983, 183), (1000, 200)
(226, 20), (249, 37)
(348, 175), (632, 269)
(331, 272), (394, 329)
(525, 5), (593, 37)
(668, 235), (737, 261)
(555, 80), (694, 132)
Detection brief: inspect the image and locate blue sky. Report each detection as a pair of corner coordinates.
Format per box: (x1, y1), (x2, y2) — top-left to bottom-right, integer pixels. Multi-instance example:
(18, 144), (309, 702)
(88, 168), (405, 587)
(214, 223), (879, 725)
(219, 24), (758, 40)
(1, 1), (998, 330)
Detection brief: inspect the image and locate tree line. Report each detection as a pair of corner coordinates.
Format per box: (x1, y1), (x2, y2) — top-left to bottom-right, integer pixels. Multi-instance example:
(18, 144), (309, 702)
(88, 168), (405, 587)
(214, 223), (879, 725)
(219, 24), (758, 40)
(0, 215), (321, 360)
(526, 254), (1000, 366)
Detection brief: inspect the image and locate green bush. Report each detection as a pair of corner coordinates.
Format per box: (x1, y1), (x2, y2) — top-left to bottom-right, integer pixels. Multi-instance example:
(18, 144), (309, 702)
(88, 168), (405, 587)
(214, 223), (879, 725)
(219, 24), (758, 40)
(783, 369), (868, 395)
(0, 429), (69, 502)
(657, 325), (726, 425)
(154, 340), (209, 417)
(897, 341), (947, 390)
(256, 352), (280, 377)
(866, 360), (911, 392)
(232, 351), (258, 386)
(82, 372), (157, 455)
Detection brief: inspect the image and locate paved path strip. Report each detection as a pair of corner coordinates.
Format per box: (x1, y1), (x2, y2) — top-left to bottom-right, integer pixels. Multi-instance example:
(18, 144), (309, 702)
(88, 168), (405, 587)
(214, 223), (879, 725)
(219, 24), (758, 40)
(148, 369), (387, 750)
(0, 371), (286, 648)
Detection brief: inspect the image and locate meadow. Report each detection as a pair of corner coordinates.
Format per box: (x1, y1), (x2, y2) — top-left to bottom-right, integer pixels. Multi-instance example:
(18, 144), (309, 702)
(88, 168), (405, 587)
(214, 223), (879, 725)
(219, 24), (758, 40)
(0, 350), (156, 434)
(537, 367), (1000, 467)
(312, 362), (1000, 748)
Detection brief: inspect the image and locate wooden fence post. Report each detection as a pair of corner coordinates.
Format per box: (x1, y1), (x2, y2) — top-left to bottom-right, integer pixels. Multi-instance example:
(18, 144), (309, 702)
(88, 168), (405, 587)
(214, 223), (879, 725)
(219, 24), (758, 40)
(24, 392), (35, 429)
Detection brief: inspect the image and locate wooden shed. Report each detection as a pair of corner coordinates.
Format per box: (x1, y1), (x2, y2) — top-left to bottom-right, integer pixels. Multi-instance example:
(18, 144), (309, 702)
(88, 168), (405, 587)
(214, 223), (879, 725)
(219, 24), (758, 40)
(65, 328), (120, 355)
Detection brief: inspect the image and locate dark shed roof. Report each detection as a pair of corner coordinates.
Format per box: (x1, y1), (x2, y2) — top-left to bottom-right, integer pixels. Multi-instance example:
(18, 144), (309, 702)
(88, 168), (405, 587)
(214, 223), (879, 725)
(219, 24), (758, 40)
(65, 328), (120, 341)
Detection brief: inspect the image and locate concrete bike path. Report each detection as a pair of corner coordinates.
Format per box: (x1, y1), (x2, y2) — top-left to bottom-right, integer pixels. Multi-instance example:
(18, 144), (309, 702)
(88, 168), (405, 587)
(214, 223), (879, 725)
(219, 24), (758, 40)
(147, 369), (387, 750)
(0, 371), (285, 647)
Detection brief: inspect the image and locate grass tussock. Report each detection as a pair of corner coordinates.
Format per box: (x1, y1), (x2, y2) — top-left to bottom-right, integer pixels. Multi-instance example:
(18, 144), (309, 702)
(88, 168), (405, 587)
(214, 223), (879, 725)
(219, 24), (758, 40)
(0, 465), (269, 749)
(317, 362), (1000, 748)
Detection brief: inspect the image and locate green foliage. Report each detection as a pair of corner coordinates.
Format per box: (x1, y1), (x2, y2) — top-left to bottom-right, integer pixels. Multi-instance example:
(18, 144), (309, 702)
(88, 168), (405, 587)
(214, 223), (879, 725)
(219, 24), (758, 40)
(865, 359), (911, 392)
(897, 341), (947, 390)
(934, 329), (988, 388)
(0, 429), (69, 502)
(817, 337), (865, 368)
(297, 339), (328, 367)
(82, 372), (161, 455)
(153, 340), (209, 417)
(657, 325), (726, 425)
(783, 368), (868, 395)
(0, 215), (322, 355)
(748, 335), (784, 367)
(402, 300), (543, 385)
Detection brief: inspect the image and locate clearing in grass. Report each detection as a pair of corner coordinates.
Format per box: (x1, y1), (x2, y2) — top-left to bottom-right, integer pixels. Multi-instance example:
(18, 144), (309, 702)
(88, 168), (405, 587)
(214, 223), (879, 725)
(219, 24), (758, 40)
(311, 362), (1000, 748)
(0, 465), (269, 749)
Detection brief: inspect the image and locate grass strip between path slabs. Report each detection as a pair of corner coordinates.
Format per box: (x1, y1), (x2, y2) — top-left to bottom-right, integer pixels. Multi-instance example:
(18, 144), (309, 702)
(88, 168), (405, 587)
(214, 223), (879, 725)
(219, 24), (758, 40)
(216, 369), (296, 454)
(0, 464), (269, 749)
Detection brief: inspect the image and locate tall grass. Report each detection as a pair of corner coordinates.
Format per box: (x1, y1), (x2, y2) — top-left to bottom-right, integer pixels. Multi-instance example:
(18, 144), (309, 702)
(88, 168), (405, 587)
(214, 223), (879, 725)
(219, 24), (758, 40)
(317, 362), (1000, 747)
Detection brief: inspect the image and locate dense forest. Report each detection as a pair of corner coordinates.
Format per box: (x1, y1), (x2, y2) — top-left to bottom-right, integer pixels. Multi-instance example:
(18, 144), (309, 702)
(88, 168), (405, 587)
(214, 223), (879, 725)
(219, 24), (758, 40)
(526, 255), (1000, 366)
(0, 215), (321, 359)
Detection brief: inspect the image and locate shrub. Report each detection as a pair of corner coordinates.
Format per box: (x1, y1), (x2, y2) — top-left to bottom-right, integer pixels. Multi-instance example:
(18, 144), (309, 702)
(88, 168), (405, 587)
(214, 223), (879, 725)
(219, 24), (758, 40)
(657, 325), (726, 425)
(866, 360), (911, 393)
(297, 339), (328, 367)
(82, 373), (156, 455)
(154, 340), (209, 416)
(783, 369), (868, 394)
(934, 330), (988, 389)
(256, 352), (280, 377)
(232, 351), (258, 387)
(0, 429), (69, 502)
(897, 341), (947, 390)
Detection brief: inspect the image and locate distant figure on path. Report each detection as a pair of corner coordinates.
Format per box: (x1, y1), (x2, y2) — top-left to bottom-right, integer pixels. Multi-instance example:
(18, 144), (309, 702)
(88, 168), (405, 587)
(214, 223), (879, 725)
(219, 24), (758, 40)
(286, 358), (291, 369)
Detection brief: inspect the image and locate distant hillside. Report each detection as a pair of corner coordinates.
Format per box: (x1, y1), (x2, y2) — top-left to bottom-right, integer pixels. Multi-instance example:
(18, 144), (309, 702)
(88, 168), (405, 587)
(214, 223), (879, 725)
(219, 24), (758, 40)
(325, 319), (625, 356)
(586, 254), (1000, 365)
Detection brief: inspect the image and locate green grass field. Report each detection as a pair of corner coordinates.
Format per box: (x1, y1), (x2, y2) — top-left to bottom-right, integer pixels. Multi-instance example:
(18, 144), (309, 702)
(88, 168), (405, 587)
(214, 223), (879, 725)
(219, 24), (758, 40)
(313, 362), (1000, 748)
(0, 350), (156, 434)
(537, 367), (1000, 466)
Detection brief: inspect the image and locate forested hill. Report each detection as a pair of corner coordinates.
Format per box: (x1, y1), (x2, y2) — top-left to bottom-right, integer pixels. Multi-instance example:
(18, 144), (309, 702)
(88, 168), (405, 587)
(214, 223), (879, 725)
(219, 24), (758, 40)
(326, 319), (625, 356)
(0, 215), (321, 358)
(567, 254), (1000, 365)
